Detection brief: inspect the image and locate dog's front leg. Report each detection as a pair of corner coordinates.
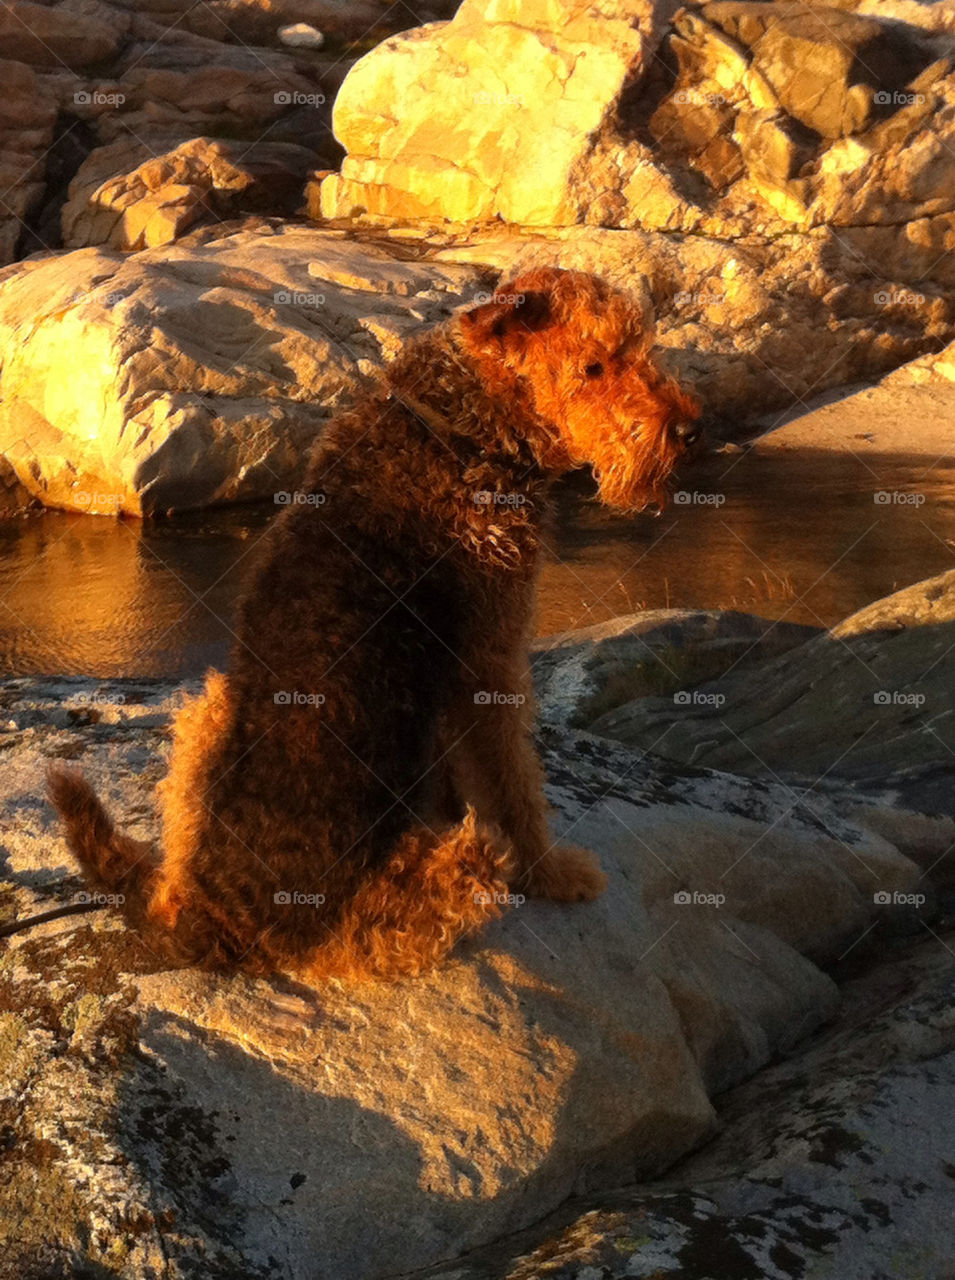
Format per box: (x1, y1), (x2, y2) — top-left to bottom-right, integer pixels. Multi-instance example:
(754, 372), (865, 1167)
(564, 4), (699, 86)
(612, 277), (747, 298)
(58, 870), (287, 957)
(450, 640), (606, 904)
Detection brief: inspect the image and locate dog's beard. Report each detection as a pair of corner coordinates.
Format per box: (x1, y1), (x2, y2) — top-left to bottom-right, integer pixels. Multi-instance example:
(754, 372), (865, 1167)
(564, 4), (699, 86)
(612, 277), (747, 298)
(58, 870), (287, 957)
(592, 436), (681, 512)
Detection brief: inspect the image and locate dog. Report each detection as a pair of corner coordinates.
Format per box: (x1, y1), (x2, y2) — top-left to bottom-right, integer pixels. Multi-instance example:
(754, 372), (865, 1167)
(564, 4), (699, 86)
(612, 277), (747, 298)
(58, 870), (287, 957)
(48, 267), (701, 982)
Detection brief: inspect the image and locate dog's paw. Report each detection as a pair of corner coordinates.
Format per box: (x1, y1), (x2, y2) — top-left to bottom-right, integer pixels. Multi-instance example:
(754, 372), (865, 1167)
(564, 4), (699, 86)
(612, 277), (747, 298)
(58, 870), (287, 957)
(526, 844), (607, 902)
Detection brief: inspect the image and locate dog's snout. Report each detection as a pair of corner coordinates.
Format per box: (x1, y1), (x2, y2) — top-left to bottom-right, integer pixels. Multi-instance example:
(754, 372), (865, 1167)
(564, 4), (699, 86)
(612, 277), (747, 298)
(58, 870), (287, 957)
(675, 421), (702, 446)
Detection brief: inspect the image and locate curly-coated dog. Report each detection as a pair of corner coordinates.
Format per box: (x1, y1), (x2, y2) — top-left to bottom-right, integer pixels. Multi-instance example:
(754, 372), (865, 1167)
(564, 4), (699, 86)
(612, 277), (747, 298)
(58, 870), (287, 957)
(48, 267), (701, 982)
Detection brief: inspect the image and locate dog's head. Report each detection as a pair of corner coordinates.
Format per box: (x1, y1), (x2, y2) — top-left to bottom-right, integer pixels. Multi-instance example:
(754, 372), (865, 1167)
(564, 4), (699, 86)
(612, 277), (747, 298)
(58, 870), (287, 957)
(456, 267), (701, 511)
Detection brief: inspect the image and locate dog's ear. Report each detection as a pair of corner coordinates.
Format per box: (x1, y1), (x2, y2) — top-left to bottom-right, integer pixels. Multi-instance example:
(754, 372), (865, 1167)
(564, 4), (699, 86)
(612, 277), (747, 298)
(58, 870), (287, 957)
(459, 288), (551, 341)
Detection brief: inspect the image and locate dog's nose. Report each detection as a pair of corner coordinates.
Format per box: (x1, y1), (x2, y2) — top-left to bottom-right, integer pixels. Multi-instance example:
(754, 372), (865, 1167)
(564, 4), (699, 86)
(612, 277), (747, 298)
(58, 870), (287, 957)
(675, 422), (702, 446)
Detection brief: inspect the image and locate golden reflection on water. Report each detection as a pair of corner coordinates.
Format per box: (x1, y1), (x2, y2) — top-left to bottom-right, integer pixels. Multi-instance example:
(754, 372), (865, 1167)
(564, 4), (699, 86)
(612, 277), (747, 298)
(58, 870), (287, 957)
(0, 448), (952, 678)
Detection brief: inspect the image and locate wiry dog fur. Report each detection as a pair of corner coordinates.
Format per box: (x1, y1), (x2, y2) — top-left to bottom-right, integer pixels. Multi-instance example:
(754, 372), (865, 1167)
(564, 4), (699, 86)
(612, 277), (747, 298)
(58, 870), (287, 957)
(48, 268), (701, 983)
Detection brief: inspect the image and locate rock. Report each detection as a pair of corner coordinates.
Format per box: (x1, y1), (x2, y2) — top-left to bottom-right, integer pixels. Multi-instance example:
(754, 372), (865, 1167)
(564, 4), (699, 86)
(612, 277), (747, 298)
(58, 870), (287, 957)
(319, 0), (682, 225)
(0, 227), (482, 514)
(4, 219), (955, 509)
(0, 0), (347, 264)
(0, 456), (34, 517)
(62, 135), (322, 250)
(318, 0), (954, 235)
(0, 60), (59, 263)
(706, 1), (930, 138)
(531, 609), (820, 730)
(584, 569), (955, 815)
(0, 1), (125, 69)
(419, 930), (955, 1280)
(307, 0), (955, 429)
(0, 671), (930, 1278)
(749, 363), (955, 459)
(140, 0), (396, 46)
(429, 223), (955, 431)
(279, 20), (325, 46)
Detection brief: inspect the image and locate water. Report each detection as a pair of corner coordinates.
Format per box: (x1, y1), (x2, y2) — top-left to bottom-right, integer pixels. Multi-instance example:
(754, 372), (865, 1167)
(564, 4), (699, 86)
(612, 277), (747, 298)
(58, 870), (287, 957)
(1, 446), (952, 679)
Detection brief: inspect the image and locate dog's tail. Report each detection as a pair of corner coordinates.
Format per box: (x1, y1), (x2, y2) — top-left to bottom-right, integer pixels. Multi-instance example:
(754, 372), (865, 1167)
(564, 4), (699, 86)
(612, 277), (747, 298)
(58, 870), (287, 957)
(46, 765), (157, 929)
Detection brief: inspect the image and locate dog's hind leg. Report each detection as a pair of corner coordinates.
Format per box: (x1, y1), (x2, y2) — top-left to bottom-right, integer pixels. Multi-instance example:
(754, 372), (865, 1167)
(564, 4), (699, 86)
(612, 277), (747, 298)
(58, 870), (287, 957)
(296, 809), (515, 983)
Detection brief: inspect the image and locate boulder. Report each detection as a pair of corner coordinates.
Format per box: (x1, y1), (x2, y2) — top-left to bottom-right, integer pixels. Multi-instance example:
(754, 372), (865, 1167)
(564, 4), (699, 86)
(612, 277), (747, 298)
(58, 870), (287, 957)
(5, 216), (955, 515)
(62, 135), (322, 250)
(0, 456), (34, 517)
(0, 1), (125, 69)
(531, 609), (820, 729)
(0, 671), (928, 1278)
(0, 227), (482, 514)
(318, 0), (955, 235)
(0, 0), (344, 264)
(0, 60), (59, 263)
(421, 929), (955, 1280)
(319, 0), (682, 225)
(582, 569), (955, 815)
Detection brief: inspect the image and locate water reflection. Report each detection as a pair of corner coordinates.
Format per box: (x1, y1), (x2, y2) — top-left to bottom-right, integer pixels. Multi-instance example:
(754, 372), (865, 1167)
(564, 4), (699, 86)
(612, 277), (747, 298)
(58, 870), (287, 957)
(0, 446), (951, 678)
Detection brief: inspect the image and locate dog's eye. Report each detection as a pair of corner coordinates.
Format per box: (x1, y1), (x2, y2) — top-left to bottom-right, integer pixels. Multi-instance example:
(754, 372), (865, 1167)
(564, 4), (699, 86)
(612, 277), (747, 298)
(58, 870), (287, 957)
(584, 362), (604, 379)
